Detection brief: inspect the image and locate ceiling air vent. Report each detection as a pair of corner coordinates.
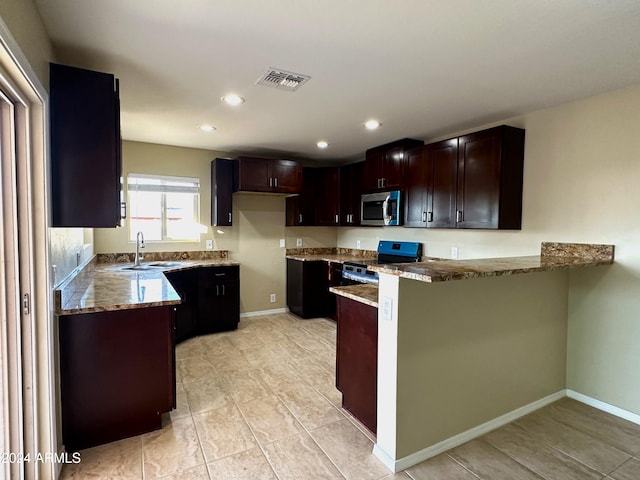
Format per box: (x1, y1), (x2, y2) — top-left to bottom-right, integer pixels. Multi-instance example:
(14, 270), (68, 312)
(256, 68), (310, 92)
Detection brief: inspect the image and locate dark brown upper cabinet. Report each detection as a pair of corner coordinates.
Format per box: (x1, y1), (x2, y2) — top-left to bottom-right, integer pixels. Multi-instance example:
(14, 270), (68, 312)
(211, 158), (234, 226)
(404, 139), (458, 228)
(235, 156), (302, 194)
(314, 167), (341, 226)
(50, 63), (123, 227)
(286, 167), (317, 226)
(456, 125), (525, 229)
(340, 161), (364, 226)
(363, 138), (423, 192)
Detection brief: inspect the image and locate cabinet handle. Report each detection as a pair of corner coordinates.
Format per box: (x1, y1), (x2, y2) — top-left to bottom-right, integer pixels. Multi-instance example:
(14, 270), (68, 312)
(216, 285), (220, 296)
(228, 212), (232, 223)
(274, 177), (278, 187)
(120, 201), (127, 219)
(422, 212), (426, 222)
(269, 177), (273, 187)
(427, 211), (433, 222)
(222, 285), (225, 295)
(215, 273), (226, 277)
(335, 214), (339, 224)
(456, 210), (462, 222)
(298, 214), (303, 223)
(381, 178), (386, 188)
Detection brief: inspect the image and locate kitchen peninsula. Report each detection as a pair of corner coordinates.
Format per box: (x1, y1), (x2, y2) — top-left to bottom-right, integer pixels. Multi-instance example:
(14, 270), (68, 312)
(343, 241), (615, 472)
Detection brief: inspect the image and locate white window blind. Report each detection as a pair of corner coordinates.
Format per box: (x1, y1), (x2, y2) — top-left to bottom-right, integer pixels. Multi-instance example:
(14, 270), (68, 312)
(127, 173), (201, 242)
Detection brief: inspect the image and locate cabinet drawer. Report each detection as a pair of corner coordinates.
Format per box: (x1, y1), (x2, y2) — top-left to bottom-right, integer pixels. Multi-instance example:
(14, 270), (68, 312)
(198, 266), (239, 284)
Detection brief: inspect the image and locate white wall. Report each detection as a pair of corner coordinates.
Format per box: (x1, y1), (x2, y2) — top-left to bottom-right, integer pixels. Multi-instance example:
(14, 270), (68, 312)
(339, 83), (640, 415)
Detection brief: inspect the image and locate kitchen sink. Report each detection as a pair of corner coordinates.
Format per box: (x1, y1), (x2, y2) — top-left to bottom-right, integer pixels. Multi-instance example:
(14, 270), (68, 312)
(147, 261), (187, 267)
(108, 261), (188, 271)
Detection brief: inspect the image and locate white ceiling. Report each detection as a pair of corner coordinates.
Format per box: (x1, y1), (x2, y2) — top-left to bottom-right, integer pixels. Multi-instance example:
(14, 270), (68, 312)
(35, 0), (640, 163)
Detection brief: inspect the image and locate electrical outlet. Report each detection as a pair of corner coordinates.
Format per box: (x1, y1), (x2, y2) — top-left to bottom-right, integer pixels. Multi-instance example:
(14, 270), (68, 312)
(296, 238), (303, 247)
(451, 246), (459, 259)
(356, 240), (361, 249)
(270, 293), (276, 303)
(205, 239), (213, 249)
(279, 238), (285, 248)
(382, 296), (393, 321)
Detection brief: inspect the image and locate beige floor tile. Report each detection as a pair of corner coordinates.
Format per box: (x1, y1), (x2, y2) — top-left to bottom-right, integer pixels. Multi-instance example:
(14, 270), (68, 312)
(262, 431), (344, 480)
(175, 337), (206, 360)
(543, 398), (640, 455)
(515, 411), (631, 474)
(380, 474), (412, 480)
(310, 418), (389, 480)
(482, 422), (601, 480)
(449, 439), (544, 479)
(237, 394), (304, 445)
(176, 356), (216, 383)
(59, 436), (142, 480)
(142, 416), (204, 480)
(193, 403), (257, 462)
(276, 381), (344, 430)
(207, 447), (278, 480)
(610, 458), (640, 480)
(170, 382), (191, 420)
(155, 463), (210, 480)
(406, 453), (478, 479)
(184, 376), (234, 414)
(224, 369), (273, 404)
(228, 330), (266, 350)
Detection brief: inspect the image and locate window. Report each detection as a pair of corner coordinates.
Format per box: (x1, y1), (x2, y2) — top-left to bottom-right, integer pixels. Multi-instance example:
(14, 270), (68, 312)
(127, 173), (201, 242)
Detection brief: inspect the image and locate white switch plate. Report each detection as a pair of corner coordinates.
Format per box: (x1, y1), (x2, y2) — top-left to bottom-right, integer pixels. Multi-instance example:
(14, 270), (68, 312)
(279, 239), (285, 248)
(356, 240), (361, 249)
(382, 296), (393, 322)
(451, 246), (458, 259)
(296, 238), (303, 247)
(206, 240), (213, 249)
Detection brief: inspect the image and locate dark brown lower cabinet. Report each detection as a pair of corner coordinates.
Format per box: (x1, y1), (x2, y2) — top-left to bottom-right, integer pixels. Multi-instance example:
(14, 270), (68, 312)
(59, 305), (176, 451)
(286, 259), (332, 319)
(336, 296), (378, 434)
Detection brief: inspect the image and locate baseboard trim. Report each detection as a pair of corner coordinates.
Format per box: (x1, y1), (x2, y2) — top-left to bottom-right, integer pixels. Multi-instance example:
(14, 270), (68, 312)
(374, 390), (566, 473)
(240, 307), (288, 318)
(567, 389), (640, 426)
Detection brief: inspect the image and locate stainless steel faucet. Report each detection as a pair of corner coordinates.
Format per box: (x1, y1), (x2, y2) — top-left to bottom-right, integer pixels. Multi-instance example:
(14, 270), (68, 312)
(134, 231), (145, 267)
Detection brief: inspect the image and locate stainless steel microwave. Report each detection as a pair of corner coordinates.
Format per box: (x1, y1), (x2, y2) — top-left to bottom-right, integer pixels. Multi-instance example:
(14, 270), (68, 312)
(361, 190), (402, 226)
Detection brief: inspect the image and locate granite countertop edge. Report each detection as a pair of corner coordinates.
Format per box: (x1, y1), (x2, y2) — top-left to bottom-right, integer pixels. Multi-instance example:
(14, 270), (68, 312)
(55, 253), (239, 315)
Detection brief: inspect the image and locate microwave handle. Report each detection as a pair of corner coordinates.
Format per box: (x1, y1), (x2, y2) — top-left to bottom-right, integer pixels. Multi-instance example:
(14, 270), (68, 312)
(382, 194), (391, 225)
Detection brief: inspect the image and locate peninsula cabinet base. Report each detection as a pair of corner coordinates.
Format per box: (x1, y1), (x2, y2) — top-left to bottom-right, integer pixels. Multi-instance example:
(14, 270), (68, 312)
(59, 305), (176, 451)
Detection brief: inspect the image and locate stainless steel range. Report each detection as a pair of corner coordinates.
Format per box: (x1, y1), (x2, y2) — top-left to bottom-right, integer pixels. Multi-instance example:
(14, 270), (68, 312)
(341, 241), (422, 285)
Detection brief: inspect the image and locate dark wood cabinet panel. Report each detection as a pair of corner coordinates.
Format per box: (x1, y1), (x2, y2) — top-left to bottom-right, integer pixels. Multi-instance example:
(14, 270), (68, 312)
(456, 125), (524, 229)
(50, 63), (122, 227)
(315, 167), (341, 226)
(336, 296), (377, 434)
(235, 156), (302, 193)
(286, 259), (332, 318)
(404, 147), (429, 227)
(364, 138), (423, 192)
(59, 306), (175, 451)
(286, 167), (317, 226)
(211, 158), (234, 226)
(164, 269), (199, 342)
(198, 266), (240, 333)
(428, 139), (459, 228)
(340, 162), (364, 226)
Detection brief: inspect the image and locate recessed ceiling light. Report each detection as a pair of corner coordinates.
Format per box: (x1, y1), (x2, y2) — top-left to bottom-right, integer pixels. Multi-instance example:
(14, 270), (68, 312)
(198, 124), (216, 132)
(317, 141), (329, 149)
(364, 119), (382, 130)
(221, 94), (245, 106)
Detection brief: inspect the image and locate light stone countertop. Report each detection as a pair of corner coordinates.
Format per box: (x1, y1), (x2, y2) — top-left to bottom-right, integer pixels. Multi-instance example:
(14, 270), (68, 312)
(54, 252), (239, 315)
(330, 284), (379, 308)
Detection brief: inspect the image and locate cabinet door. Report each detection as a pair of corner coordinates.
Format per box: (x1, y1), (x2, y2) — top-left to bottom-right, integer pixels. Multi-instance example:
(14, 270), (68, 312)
(271, 159), (303, 193)
(340, 162), (364, 225)
(50, 63), (122, 227)
(286, 167), (317, 225)
(211, 158), (234, 226)
(428, 139), (458, 228)
(164, 269), (198, 343)
(363, 148), (384, 192)
(404, 146), (429, 228)
(382, 146), (405, 190)
(236, 156), (270, 192)
(456, 129), (502, 229)
(286, 259), (330, 318)
(315, 167), (341, 225)
(198, 266), (240, 333)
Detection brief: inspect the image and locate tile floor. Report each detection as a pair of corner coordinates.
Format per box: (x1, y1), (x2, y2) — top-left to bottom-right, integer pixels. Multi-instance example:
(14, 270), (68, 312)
(60, 312), (640, 480)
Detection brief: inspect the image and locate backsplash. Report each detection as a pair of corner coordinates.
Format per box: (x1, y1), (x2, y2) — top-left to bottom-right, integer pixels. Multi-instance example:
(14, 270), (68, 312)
(49, 228), (93, 287)
(96, 250), (229, 264)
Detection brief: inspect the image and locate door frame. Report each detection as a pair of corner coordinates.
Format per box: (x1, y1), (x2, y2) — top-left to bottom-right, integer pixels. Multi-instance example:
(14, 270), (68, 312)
(0, 17), (54, 480)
